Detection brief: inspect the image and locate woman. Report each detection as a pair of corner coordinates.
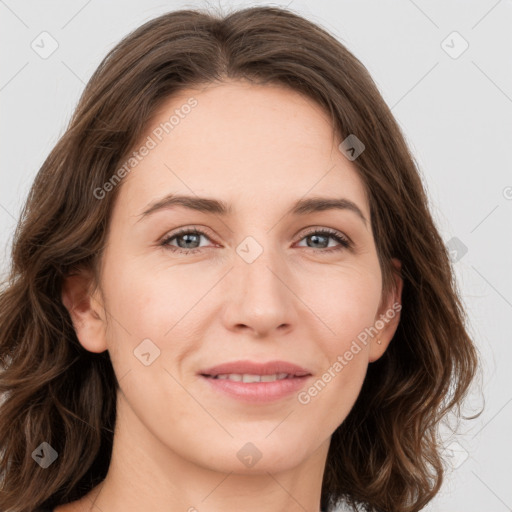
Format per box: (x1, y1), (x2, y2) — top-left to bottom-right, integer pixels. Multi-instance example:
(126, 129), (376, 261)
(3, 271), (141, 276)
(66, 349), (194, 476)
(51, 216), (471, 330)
(0, 5), (481, 512)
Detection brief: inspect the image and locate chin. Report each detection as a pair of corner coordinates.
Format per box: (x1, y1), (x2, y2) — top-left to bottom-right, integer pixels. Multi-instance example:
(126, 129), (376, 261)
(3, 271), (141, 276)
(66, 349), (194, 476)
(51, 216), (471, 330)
(188, 435), (312, 474)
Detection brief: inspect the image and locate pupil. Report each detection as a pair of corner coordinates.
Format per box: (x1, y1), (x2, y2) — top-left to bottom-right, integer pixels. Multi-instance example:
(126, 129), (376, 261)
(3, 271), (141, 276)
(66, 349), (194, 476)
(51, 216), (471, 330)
(310, 234), (327, 248)
(181, 233), (199, 248)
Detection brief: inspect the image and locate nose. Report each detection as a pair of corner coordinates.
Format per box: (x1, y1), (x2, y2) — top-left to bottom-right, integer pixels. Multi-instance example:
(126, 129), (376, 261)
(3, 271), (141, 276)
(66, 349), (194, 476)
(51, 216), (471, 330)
(221, 240), (298, 338)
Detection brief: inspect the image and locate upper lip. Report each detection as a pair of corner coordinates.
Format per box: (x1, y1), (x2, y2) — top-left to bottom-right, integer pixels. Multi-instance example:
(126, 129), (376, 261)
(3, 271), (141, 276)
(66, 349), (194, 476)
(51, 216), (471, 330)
(200, 360), (311, 377)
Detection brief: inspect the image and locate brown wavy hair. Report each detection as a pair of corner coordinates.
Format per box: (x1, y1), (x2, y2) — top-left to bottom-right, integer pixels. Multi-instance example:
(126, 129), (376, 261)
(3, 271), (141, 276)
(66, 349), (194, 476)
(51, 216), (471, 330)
(0, 5), (482, 512)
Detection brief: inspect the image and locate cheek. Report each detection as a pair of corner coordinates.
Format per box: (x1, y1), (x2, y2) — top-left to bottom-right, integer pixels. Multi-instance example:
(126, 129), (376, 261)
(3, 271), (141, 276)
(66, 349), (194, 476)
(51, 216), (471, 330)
(294, 269), (380, 418)
(296, 327), (371, 439)
(104, 255), (190, 331)
(303, 266), (382, 348)
(299, 356), (368, 444)
(98, 257), (192, 374)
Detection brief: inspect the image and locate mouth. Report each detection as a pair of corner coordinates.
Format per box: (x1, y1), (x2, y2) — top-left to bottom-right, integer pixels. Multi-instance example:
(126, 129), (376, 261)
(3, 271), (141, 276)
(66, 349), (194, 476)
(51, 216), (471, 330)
(199, 359), (311, 378)
(204, 372), (304, 382)
(199, 360), (312, 403)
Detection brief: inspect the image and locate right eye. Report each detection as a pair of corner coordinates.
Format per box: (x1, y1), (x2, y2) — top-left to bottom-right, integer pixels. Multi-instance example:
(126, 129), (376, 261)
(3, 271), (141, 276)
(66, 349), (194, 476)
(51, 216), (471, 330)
(160, 227), (215, 255)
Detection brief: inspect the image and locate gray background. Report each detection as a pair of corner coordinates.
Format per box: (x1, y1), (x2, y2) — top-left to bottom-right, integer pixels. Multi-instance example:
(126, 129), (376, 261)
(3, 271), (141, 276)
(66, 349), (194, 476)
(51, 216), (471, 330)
(1, 1), (511, 510)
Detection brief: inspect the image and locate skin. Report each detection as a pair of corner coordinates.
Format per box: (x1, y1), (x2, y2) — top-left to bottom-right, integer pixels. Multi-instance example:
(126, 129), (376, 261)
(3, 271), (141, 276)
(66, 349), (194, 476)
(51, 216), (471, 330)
(59, 80), (403, 512)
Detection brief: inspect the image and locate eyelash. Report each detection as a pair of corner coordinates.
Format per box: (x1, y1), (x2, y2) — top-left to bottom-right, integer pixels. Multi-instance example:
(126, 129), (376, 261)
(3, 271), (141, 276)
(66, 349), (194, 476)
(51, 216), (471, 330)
(160, 226), (352, 256)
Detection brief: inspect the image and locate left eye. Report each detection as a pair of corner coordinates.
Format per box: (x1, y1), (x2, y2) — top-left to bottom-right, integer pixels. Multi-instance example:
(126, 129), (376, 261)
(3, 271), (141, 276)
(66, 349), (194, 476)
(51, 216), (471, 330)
(160, 227), (351, 255)
(296, 229), (351, 251)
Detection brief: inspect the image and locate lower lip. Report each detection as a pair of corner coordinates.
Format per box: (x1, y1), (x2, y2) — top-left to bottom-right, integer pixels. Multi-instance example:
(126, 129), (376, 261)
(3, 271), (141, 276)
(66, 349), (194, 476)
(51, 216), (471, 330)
(200, 375), (311, 403)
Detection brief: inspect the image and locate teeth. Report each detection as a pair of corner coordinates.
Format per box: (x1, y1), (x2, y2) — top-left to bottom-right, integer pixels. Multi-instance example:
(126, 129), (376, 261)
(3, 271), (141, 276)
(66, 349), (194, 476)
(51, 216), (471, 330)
(243, 374), (261, 383)
(213, 373), (290, 382)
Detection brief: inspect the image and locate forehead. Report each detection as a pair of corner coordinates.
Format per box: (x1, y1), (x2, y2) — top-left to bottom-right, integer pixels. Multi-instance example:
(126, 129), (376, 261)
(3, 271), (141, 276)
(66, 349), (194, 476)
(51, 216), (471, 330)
(116, 80), (369, 220)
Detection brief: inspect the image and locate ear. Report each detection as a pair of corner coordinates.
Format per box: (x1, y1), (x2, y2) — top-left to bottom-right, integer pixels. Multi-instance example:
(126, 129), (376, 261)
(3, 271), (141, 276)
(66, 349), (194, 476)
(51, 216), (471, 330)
(369, 258), (403, 363)
(61, 267), (108, 353)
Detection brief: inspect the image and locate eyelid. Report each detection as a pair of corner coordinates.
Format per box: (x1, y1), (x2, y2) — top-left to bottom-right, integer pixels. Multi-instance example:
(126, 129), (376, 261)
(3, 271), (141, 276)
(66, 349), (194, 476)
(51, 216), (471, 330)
(298, 225), (351, 245)
(160, 225), (215, 242)
(159, 226), (218, 251)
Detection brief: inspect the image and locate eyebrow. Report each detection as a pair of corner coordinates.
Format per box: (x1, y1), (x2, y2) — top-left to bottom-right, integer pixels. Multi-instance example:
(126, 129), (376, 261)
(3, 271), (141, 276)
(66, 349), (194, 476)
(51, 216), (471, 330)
(136, 193), (368, 227)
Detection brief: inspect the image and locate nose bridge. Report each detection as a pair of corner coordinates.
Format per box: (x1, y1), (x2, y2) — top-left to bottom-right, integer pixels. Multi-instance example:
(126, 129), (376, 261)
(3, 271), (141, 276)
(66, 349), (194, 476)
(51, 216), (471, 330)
(224, 232), (296, 333)
(236, 233), (288, 297)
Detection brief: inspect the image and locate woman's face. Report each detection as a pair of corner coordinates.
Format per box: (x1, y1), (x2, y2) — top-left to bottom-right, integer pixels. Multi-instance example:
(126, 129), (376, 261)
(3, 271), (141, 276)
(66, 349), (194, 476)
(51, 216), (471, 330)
(69, 80), (402, 475)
